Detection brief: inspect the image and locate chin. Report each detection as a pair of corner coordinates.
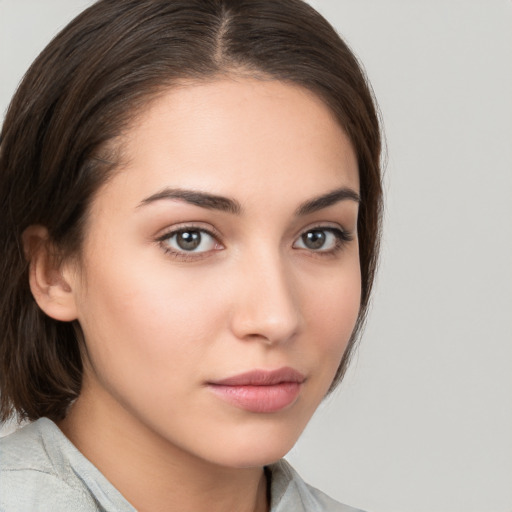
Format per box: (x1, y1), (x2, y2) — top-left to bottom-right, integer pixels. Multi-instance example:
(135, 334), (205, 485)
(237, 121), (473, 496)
(216, 445), (294, 469)
(197, 421), (304, 469)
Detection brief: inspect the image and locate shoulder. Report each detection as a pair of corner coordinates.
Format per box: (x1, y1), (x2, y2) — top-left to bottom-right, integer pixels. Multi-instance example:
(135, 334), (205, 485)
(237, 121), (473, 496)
(0, 468), (100, 512)
(268, 459), (367, 512)
(0, 419), (104, 511)
(1, 418), (68, 474)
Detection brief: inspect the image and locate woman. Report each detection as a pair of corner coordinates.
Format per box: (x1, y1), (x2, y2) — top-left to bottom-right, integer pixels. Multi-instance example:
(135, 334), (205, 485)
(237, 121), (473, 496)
(0, 0), (382, 510)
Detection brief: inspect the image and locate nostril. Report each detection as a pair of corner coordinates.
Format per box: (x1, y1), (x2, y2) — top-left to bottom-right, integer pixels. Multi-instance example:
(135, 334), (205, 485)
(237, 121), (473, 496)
(229, 303), (301, 346)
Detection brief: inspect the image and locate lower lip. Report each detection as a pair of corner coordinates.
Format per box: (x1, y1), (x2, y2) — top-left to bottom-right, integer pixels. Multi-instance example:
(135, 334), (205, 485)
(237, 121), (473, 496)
(207, 382), (302, 413)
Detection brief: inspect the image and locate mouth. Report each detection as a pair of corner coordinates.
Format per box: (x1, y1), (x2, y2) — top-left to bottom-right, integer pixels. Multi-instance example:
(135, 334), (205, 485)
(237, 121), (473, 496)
(207, 367), (306, 413)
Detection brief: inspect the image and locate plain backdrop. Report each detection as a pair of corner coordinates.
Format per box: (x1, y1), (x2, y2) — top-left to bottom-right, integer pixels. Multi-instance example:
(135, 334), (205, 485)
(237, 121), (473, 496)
(1, 2), (511, 512)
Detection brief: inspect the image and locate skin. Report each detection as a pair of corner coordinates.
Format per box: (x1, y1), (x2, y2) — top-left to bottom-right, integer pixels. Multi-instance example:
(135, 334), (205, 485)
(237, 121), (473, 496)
(31, 77), (361, 512)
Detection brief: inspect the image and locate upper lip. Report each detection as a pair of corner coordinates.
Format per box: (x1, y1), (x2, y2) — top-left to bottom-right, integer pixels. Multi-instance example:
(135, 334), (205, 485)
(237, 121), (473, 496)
(209, 367), (306, 386)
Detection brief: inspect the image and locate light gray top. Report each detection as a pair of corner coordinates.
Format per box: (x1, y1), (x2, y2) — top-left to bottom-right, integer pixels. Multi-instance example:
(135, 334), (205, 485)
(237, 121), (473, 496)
(0, 418), (365, 512)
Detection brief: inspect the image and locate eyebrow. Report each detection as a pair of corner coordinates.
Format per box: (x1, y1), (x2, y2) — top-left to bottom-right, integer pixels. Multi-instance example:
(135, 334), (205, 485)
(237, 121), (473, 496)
(138, 188), (242, 214)
(137, 186), (360, 216)
(295, 187), (360, 216)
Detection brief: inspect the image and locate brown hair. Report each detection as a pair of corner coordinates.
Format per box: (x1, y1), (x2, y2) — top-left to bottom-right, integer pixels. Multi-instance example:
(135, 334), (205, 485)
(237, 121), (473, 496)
(0, 0), (382, 423)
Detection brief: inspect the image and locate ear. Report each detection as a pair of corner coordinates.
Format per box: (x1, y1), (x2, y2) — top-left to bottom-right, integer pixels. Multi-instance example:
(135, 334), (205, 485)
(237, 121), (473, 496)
(22, 225), (79, 322)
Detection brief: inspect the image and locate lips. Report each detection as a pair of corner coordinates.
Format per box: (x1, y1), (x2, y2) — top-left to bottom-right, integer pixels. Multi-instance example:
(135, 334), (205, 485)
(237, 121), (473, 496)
(207, 367), (305, 413)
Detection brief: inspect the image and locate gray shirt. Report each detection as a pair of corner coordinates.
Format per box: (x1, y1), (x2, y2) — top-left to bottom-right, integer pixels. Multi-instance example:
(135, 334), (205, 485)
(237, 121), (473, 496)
(0, 418), (364, 512)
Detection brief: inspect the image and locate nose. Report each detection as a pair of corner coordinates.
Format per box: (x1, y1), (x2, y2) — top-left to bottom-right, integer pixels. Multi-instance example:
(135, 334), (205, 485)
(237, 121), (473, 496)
(229, 249), (302, 345)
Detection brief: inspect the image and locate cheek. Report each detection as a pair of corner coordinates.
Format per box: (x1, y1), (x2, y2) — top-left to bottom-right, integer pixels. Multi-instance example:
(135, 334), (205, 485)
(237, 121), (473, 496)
(74, 252), (227, 389)
(304, 259), (362, 369)
(326, 277), (361, 338)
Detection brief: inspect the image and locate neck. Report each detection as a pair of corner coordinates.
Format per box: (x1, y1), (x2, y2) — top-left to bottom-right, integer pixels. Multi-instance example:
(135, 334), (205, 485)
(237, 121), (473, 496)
(58, 383), (269, 512)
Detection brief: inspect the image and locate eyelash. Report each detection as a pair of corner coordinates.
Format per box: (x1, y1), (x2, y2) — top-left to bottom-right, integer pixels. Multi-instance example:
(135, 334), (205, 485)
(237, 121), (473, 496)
(156, 224), (353, 262)
(156, 224), (222, 262)
(294, 227), (353, 257)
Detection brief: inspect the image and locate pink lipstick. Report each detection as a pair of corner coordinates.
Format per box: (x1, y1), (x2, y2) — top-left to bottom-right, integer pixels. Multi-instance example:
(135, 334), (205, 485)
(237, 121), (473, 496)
(207, 367), (305, 413)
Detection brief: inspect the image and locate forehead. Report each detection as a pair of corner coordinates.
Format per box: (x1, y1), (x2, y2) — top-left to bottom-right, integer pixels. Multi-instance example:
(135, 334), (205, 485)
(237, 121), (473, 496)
(95, 78), (359, 210)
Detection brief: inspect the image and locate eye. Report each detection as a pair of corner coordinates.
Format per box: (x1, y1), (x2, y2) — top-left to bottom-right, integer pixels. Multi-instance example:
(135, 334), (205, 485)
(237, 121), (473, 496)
(160, 228), (219, 254)
(293, 227), (351, 252)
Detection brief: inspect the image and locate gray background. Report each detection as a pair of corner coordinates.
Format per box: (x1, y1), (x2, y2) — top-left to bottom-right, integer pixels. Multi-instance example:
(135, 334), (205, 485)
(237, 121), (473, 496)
(1, 1), (511, 511)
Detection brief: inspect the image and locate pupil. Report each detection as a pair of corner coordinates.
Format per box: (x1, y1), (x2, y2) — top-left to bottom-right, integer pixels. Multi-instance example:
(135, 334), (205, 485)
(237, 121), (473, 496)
(177, 231), (201, 251)
(303, 230), (325, 249)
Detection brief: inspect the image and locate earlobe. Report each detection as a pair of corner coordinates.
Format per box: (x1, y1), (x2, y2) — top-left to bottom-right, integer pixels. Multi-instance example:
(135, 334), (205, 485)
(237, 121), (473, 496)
(22, 225), (79, 322)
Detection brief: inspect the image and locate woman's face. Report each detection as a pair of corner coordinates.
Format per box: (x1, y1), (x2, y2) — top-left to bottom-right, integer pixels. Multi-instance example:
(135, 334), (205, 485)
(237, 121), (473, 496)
(68, 78), (361, 467)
